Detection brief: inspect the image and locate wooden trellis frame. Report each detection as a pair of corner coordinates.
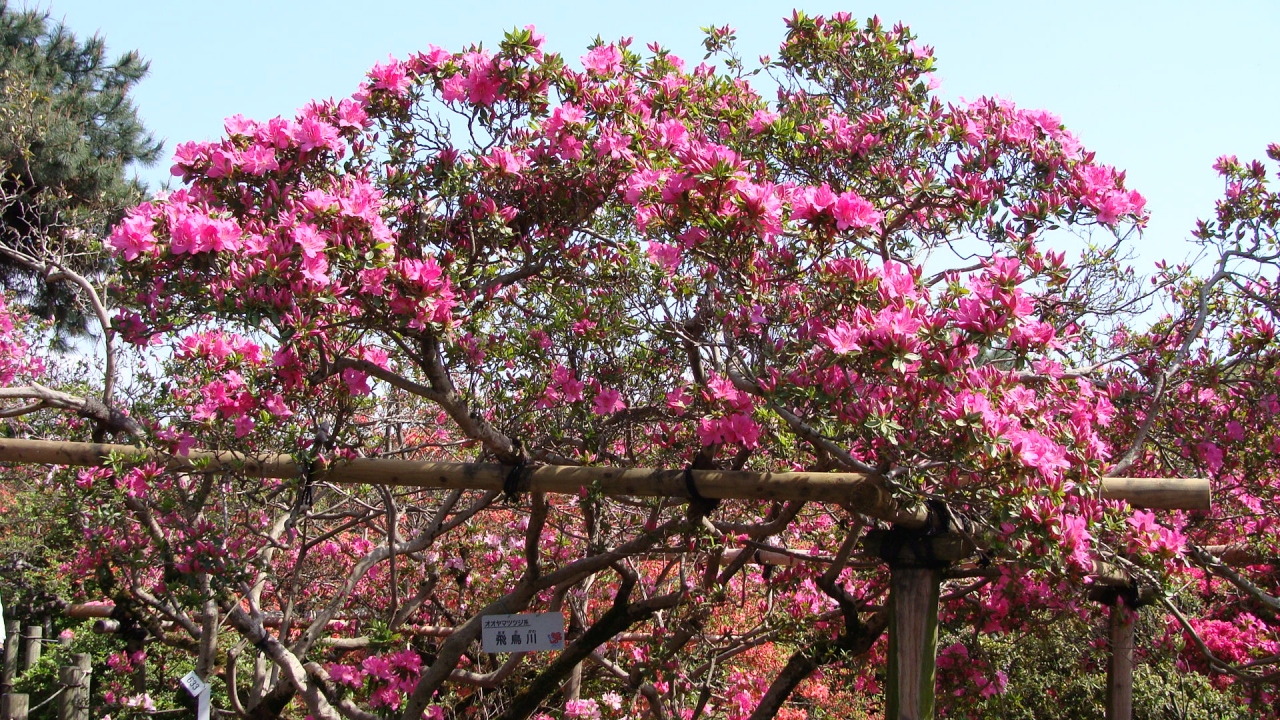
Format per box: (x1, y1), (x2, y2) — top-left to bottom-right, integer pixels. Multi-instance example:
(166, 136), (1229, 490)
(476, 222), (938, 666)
(0, 438), (1210, 720)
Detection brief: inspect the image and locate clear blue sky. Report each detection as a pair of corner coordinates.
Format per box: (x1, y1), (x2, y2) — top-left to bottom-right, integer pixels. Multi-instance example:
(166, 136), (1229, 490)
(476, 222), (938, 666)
(42, 0), (1280, 270)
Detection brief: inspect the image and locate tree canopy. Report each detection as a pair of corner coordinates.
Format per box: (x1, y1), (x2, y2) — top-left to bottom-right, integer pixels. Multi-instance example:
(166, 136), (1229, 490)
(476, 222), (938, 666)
(0, 0), (160, 336)
(0, 11), (1278, 720)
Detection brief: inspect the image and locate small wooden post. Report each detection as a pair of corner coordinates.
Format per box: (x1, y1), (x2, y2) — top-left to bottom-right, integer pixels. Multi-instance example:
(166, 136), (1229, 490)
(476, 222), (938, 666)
(57, 654), (90, 720)
(19, 628), (39, 672)
(2, 621), (18, 696)
(1, 693), (28, 720)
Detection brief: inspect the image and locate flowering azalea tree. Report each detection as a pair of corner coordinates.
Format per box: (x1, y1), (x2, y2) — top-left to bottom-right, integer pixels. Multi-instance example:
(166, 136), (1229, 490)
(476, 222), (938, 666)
(2, 11), (1278, 720)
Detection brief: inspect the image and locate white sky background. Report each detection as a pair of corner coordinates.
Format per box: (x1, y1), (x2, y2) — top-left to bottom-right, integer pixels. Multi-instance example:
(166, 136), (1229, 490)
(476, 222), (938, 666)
(41, 0), (1280, 275)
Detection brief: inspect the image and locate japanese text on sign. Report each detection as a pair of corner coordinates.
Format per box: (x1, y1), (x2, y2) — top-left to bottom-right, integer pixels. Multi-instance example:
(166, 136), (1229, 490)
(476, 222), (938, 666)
(481, 612), (565, 652)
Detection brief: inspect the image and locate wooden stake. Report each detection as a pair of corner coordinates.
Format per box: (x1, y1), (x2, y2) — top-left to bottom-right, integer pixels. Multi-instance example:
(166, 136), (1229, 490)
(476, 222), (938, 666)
(2, 621), (17, 698)
(19, 628), (38, 673)
(56, 655), (90, 720)
(1, 693), (27, 720)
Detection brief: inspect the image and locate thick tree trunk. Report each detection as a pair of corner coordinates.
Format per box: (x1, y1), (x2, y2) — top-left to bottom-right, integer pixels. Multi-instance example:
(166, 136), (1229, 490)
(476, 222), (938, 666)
(748, 611), (887, 720)
(748, 639), (835, 720)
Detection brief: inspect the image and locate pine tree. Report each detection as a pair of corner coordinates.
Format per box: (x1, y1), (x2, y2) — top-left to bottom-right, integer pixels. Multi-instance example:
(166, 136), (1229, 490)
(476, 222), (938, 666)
(0, 1), (160, 337)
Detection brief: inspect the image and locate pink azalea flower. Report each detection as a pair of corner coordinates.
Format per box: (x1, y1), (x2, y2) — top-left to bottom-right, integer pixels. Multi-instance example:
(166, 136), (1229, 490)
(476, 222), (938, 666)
(832, 191), (882, 230)
(233, 415), (256, 438)
(327, 664), (364, 689)
(595, 129), (633, 161)
(368, 56), (411, 95)
(1196, 441), (1224, 472)
(440, 74), (468, 103)
(592, 387), (626, 415)
(646, 242), (681, 271)
(565, 699), (601, 719)
(293, 117), (340, 153)
(294, 224), (328, 258)
(697, 412), (760, 448)
(748, 109), (779, 133)
(343, 368), (372, 396)
(299, 253), (331, 286)
(581, 45), (623, 75)
(1059, 513), (1093, 571)
(417, 45), (452, 71)
(551, 365), (585, 403)
(654, 119), (688, 149)
(336, 98), (369, 130)
(665, 387), (691, 414)
(261, 393), (293, 418)
(791, 184), (837, 221)
(108, 213), (157, 261)
(224, 114), (255, 136)
(821, 321), (860, 355)
(239, 145), (279, 175)
(207, 148), (237, 178)
(546, 104), (587, 135)
(463, 69), (503, 106)
(485, 148), (528, 176)
(174, 433), (196, 457)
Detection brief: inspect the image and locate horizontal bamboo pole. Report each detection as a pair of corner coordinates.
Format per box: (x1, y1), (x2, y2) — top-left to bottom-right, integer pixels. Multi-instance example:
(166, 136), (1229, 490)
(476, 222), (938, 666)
(1204, 543), (1275, 565)
(66, 603), (113, 620)
(0, 439), (1209, 526)
(1099, 477), (1211, 511)
(0, 438), (928, 527)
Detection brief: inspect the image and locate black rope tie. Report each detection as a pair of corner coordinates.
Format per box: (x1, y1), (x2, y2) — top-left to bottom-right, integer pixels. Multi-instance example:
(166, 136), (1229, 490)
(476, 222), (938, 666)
(684, 466), (721, 514)
(503, 439), (529, 503)
(925, 498), (951, 536)
(684, 466), (707, 502)
(876, 499), (954, 570)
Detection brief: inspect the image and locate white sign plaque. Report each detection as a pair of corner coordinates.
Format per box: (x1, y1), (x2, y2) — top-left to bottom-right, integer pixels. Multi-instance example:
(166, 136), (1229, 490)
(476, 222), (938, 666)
(482, 612), (565, 652)
(179, 671), (208, 697)
(180, 671), (211, 720)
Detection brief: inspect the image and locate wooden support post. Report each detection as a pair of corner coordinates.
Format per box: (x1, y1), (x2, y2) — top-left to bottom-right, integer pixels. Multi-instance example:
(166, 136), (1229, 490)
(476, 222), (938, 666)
(1106, 601), (1136, 720)
(19, 628), (39, 672)
(57, 654), (90, 720)
(886, 566), (942, 720)
(865, 528), (971, 720)
(1088, 584), (1154, 720)
(2, 621), (18, 697)
(1, 693), (27, 720)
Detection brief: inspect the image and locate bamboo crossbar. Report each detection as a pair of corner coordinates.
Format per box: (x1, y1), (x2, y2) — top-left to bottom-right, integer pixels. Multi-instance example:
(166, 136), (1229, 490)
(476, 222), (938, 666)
(0, 439), (1210, 529)
(1098, 477), (1211, 511)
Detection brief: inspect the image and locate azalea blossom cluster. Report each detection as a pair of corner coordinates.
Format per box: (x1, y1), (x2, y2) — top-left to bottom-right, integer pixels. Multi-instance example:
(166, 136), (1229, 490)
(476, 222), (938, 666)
(0, 293), (44, 385)
(4, 10), (1276, 720)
